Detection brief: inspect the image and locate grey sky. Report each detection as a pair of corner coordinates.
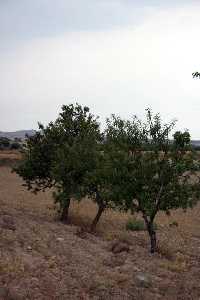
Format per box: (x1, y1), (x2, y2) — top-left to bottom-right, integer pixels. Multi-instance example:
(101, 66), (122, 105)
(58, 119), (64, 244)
(0, 1), (194, 42)
(1, 1), (200, 138)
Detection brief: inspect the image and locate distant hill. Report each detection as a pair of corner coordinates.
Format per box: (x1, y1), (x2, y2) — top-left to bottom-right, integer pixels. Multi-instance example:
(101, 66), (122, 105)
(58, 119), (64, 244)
(191, 140), (200, 147)
(0, 130), (35, 140)
(0, 130), (200, 146)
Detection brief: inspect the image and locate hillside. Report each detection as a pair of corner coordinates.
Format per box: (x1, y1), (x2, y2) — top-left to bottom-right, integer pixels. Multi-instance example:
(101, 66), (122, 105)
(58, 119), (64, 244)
(1, 155), (200, 299)
(0, 130), (35, 140)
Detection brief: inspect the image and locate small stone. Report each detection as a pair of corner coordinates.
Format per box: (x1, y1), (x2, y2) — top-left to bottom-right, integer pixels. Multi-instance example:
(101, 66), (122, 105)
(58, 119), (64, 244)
(133, 266), (141, 272)
(135, 273), (151, 288)
(27, 246), (32, 251)
(111, 242), (130, 254)
(56, 237), (64, 242)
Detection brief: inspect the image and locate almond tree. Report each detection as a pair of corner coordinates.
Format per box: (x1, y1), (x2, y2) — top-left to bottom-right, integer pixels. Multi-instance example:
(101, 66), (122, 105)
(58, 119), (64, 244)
(173, 130), (191, 149)
(83, 147), (125, 231)
(15, 103), (101, 223)
(106, 109), (200, 253)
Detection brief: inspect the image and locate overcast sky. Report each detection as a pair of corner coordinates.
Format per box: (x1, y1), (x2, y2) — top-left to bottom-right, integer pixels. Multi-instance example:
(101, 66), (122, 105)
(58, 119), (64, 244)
(1, 1), (200, 138)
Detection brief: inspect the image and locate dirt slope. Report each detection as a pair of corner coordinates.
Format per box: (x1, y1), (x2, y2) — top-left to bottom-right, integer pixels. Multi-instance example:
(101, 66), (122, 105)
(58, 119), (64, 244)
(1, 167), (200, 299)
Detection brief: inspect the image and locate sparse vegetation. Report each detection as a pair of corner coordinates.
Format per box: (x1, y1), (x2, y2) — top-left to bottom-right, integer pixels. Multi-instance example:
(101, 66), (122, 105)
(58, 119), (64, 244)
(0, 137), (10, 149)
(126, 219), (146, 231)
(126, 219), (157, 232)
(173, 130), (191, 149)
(1, 166), (200, 299)
(14, 104), (200, 255)
(169, 221), (178, 227)
(0, 137), (23, 151)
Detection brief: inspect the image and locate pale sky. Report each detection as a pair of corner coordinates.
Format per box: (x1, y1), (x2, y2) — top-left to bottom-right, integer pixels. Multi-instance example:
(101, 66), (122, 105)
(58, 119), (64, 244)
(1, 1), (200, 138)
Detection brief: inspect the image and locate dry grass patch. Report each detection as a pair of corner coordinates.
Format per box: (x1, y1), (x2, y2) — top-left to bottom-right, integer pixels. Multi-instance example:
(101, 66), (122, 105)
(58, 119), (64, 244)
(0, 150), (22, 160)
(0, 255), (25, 277)
(1, 165), (200, 298)
(160, 252), (188, 273)
(0, 150), (22, 167)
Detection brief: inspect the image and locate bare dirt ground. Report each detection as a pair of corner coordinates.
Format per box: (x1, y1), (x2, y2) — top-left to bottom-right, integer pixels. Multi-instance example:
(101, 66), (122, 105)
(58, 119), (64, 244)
(0, 151), (22, 168)
(0, 151), (22, 161)
(1, 153), (200, 299)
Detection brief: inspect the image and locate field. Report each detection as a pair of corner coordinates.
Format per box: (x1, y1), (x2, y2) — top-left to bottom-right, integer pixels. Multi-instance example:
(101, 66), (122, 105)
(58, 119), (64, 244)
(1, 152), (200, 299)
(0, 150), (22, 167)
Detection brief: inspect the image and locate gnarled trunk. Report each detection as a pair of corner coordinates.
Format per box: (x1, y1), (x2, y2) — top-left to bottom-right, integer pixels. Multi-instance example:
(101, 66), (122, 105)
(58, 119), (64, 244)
(143, 216), (157, 253)
(149, 228), (157, 253)
(90, 205), (105, 232)
(60, 198), (71, 223)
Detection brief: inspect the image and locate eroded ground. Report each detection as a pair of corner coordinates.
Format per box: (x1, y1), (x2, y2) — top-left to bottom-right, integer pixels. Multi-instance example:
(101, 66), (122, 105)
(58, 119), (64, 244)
(1, 163), (200, 299)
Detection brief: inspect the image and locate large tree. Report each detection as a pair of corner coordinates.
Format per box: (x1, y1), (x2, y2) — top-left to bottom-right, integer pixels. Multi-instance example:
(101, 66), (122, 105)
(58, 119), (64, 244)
(15, 103), (101, 222)
(106, 109), (200, 253)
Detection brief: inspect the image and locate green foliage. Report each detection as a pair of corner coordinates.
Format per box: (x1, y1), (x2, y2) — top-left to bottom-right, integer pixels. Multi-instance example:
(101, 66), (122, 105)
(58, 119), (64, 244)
(173, 130), (191, 149)
(14, 103), (200, 253)
(105, 108), (200, 252)
(83, 136), (129, 230)
(126, 218), (158, 231)
(126, 219), (145, 231)
(0, 137), (10, 149)
(169, 221), (178, 227)
(15, 103), (101, 221)
(10, 142), (21, 150)
(192, 71), (200, 78)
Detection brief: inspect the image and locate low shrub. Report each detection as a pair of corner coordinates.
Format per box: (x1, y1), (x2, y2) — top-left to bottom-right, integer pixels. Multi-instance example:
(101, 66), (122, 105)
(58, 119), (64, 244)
(126, 218), (157, 231)
(169, 221), (178, 227)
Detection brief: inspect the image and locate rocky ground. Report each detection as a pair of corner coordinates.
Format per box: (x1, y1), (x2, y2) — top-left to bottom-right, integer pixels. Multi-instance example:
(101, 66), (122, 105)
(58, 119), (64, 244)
(1, 165), (200, 299)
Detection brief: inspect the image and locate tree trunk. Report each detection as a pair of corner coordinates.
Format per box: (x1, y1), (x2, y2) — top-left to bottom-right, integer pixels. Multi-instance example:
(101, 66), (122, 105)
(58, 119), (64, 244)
(90, 205), (104, 232)
(149, 228), (157, 253)
(143, 217), (157, 253)
(60, 198), (70, 223)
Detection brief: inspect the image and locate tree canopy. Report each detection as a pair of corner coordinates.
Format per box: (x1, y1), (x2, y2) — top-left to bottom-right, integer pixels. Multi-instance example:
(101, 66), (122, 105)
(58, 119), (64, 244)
(192, 71), (200, 78)
(173, 130), (191, 149)
(105, 109), (200, 252)
(15, 103), (101, 222)
(15, 104), (200, 253)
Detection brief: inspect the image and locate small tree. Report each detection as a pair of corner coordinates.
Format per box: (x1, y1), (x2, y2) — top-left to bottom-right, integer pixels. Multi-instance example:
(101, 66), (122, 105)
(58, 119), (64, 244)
(83, 151), (112, 231)
(192, 72), (200, 78)
(84, 116), (141, 231)
(0, 137), (10, 149)
(173, 130), (191, 149)
(106, 109), (200, 253)
(10, 142), (21, 150)
(84, 145), (125, 231)
(15, 103), (101, 222)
